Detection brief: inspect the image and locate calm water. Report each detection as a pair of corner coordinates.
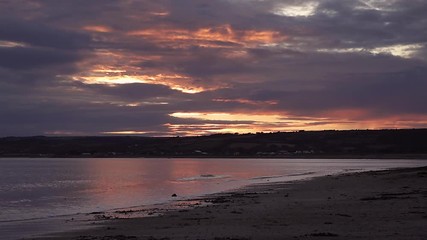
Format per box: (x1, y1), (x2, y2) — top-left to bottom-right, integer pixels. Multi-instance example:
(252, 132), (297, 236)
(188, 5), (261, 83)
(1, 158), (426, 239)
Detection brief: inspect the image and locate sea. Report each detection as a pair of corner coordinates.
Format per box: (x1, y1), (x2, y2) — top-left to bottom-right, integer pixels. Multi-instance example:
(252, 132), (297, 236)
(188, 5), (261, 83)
(1, 158), (426, 239)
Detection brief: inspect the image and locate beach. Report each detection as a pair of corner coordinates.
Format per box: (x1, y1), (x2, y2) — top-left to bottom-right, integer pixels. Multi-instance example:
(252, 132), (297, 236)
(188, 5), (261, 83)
(33, 166), (427, 240)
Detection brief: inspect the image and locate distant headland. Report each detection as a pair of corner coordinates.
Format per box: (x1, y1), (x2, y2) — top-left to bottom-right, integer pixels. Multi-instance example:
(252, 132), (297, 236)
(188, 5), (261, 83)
(1, 129), (427, 159)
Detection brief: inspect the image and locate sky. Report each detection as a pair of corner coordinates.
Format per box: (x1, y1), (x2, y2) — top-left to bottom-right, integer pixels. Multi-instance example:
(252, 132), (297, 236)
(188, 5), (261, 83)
(0, 0), (426, 137)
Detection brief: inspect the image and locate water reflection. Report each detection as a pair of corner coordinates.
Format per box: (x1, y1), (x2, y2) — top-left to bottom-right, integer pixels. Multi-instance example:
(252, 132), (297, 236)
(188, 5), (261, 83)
(79, 158), (427, 214)
(83, 159), (244, 208)
(1, 158), (427, 223)
(1, 158), (427, 240)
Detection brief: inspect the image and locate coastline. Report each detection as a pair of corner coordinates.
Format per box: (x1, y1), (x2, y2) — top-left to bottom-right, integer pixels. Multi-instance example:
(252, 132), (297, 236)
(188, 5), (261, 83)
(34, 166), (427, 240)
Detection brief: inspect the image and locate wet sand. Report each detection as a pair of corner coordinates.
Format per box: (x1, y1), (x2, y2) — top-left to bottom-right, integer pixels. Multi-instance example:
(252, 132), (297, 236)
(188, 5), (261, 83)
(35, 167), (427, 240)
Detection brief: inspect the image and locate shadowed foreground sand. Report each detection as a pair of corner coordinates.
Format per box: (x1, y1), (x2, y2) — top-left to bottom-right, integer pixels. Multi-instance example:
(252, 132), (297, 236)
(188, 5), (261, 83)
(37, 166), (427, 240)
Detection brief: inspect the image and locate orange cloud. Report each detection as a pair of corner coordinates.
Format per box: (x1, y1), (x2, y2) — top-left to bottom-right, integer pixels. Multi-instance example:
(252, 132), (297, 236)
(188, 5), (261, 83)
(167, 112), (341, 135)
(128, 24), (286, 47)
(95, 111), (427, 137)
(165, 111), (427, 136)
(170, 112), (286, 123)
(71, 49), (218, 93)
(82, 25), (113, 33)
(242, 30), (283, 43)
(74, 73), (208, 93)
(164, 122), (343, 136)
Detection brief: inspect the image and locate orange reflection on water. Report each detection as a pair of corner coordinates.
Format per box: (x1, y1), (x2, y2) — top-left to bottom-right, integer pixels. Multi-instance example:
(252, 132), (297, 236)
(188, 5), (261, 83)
(80, 158), (269, 210)
(83, 159), (152, 206)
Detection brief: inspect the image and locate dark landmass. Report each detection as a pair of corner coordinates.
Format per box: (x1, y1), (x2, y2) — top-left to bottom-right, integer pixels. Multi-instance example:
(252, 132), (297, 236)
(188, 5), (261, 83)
(1, 129), (427, 158)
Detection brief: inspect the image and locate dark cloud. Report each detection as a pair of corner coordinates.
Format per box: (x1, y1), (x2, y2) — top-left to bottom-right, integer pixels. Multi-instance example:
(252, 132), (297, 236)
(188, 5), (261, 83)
(247, 66), (427, 117)
(0, 17), (91, 81)
(0, 18), (91, 50)
(0, 100), (173, 136)
(0, 47), (83, 70)
(83, 83), (186, 101)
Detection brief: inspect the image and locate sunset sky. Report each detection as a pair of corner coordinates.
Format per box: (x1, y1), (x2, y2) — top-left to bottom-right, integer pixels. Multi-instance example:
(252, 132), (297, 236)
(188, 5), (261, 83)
(1, 0), (426, 136)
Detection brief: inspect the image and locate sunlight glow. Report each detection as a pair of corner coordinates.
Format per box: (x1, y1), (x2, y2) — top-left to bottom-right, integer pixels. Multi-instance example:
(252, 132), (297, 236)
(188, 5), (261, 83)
(371, 44), (423, 59)
(170, 112), (285, 123)
(167, 111), (409, 135)
(317, 43), (423, 59)
(0, 40), (27, 48)
(149, 11), (169, 16)
(102, 131), (148, 135)
(99, 111), (427, 136)
(164, 121), (351, 136)
(274, 2), (319, 17)
(92, 69), (127, 73)
(74, 73), (207, 94)
(356, 0), (397, 11)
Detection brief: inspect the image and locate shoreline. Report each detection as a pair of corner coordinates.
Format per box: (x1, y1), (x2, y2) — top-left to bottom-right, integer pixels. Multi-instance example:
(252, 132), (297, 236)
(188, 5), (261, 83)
(34, 166), (427, 240)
